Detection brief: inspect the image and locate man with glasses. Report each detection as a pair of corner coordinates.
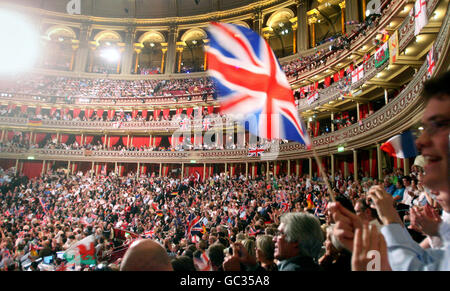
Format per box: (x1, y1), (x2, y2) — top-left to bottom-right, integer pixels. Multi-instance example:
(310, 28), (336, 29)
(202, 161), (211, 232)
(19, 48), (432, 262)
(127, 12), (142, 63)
(330, 71), (450, 271)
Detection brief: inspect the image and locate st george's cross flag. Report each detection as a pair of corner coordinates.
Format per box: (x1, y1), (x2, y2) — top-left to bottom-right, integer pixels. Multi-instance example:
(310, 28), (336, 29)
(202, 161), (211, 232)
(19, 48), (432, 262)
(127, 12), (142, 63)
(414, 0), (428, 36)
(352, 64), (364, 84)
(380, 131), (418, 158)
(206, 22), (311, 148)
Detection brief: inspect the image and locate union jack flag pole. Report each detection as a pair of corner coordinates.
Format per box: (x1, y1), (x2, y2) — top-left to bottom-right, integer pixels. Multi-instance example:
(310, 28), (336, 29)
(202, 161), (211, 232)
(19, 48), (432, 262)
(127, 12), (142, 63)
(206, 22), (335, 202)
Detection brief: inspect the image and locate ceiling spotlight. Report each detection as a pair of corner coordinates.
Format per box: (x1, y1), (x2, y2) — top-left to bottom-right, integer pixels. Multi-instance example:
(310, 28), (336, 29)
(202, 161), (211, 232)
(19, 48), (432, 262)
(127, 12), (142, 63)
(0, 9), (40, 75)
(100, 48), (121, 62)
(150, 42), (155, 47)
(58, 37), (64, 42)
(192, 40), (197, 45)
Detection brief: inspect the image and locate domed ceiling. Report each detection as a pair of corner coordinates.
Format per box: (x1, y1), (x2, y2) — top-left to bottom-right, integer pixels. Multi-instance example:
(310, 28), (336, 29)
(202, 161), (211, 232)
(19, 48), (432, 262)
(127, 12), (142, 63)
(4, 0), (279, 18)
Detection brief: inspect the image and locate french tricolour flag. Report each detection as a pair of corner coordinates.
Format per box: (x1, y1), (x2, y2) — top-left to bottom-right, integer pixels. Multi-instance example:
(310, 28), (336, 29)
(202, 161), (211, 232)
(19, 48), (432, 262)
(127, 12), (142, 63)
(380, 131), (418, 158)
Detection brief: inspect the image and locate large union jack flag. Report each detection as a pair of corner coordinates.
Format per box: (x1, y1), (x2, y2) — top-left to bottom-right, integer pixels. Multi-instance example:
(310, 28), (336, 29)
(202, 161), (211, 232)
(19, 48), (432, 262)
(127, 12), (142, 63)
(206, 22), (311, 148)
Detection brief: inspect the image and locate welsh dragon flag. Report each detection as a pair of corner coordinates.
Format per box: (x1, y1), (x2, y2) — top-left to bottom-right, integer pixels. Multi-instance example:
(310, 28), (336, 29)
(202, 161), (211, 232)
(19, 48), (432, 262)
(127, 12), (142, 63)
(63, 235), (96, 266)
(374, 41), (389, 68)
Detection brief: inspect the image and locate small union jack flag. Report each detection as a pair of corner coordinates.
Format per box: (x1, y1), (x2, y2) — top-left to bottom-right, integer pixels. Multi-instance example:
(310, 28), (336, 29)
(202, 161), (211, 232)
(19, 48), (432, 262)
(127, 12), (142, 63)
(206, 22), (311, 148)
(427, 44), (435, 78)
(180, 118), (190, 130)
(202, 118), (211, 131)
(248, 146), (265, 157)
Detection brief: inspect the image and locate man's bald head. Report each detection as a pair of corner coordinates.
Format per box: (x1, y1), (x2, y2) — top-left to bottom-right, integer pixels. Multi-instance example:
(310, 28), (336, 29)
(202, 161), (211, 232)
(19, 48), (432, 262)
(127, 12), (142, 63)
(120, 239), (173, 271)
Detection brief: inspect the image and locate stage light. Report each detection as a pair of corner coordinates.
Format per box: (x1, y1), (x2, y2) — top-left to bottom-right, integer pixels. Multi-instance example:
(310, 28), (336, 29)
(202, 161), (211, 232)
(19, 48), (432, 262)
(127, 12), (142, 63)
(100, 48), (121, 62)
(0, 9), (40, 75)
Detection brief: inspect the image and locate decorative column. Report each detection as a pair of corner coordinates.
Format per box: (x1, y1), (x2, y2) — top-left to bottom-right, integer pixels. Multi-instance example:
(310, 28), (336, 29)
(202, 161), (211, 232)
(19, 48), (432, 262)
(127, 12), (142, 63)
(356, 102), (360, 121)
(176, 43), (184, 73)
(203, 163), (206, 180)
(245, 162), (248, 177)
(345, 0), (359, 33)
(330, 154), (335, 179)
(42, 160), (46, 175)
(160, 43), (168, 74)
(116, 45), (126, 74)
(133, 45), (143, 74)
(296, 0), (309, 51)
(165, 25), (178, 74)
(181, 163), (184, 179)
(122, 27), (137, 75)
(331, 112), (335, 132)
(15, 159), (19, 175)
(136, 162), (140, 177)
(339, 2), (346, 34)
(115, 162), (118, 175)
(69, 42), (79, 71)
(376, 143), (383, 180)
(404, 158), (410, 176)
(74, 23), (92, 72)
(203, 39), (209, 71)
(159, 163), (162, 177)
(309, 157), (312, 179)
(309, 17), (317, 48)
(287, 160), (291, 176)
(353, 149), (358, 182)
(344, 159), (349, 179)
(88, 42), (97, 73)
(384, 89), (389, 104)
(252, 8), (263, 35)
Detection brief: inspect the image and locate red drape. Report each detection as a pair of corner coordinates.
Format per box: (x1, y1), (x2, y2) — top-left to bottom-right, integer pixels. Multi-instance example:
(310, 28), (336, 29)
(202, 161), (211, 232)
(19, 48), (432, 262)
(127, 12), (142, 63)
(333, 72), (340, 82)
(153, 109), (161, 120)
(122, 136), (129, 147)
(163, 109), (170, 119)
(109, 136), (121, 147)
(108, 110), (115, 120)
(371, 149), (377, 178)
(21, 105), (28, 113)
(324, 76), (331, 87)
(22, 161), (43, 179)
(85, 109), (94, 119)
(153, 137), (162, 147)
(97, 109), (104, 118)
(142, 110), (148, 119)
(60, 134), (69, 144)
(34, 133), (47, 144)
(187, 166), (204, 181)
(72, 109), (80, 118)
(35, 106), (41, 115)
(186, 108), (193, 118)
(132, 110), (138, 119)
(84, 135), (94, 145)
(75, 135), (83, 145)
(50, 107), (57, 116)
(132, 136), (149, 147)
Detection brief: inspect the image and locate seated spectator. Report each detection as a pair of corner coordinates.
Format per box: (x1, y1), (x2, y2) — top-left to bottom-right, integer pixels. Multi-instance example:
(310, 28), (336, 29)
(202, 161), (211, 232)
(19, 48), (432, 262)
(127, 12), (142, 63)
(273, 212), (324, 271)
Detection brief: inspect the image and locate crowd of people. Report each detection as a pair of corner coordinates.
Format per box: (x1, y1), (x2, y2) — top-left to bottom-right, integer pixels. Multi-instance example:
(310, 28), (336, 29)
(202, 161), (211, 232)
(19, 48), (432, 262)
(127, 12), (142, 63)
(1, 70), (448, 272)
(0, 75), (213, 101)
(0, 156), (440, 271)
